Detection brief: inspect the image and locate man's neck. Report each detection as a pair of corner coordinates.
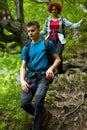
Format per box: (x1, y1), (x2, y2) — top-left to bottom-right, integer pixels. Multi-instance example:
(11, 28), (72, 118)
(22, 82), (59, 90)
(32, 37), (41, 43)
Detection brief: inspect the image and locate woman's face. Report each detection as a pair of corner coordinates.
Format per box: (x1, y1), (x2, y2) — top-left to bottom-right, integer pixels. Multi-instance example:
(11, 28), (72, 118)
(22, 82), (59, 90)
(51, 6), (58, 16)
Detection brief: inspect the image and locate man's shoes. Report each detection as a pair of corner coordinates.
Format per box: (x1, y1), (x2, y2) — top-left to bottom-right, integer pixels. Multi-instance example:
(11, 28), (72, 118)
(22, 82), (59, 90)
(42, 110), (52, 127)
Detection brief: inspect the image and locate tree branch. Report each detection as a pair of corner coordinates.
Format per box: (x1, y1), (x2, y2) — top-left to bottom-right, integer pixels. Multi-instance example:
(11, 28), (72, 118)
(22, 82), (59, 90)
(0, 42), (21, 54)
(0, 34), (17, 42)
(33, 0), (51, 4)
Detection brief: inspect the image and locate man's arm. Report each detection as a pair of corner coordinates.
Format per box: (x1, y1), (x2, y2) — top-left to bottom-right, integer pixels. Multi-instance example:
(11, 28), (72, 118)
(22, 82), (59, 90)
(20, 60), (29, 93)
(46, 54), (61, 79)
(50, 53), (61, 71)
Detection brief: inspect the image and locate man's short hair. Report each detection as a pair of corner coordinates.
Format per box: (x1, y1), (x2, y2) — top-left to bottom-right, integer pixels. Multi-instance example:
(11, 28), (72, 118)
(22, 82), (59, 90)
(27, 21), (40, 28)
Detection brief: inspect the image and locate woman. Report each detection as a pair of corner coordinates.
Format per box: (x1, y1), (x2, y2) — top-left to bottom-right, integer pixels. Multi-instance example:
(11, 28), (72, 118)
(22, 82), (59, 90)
(40, 2), (86, 75)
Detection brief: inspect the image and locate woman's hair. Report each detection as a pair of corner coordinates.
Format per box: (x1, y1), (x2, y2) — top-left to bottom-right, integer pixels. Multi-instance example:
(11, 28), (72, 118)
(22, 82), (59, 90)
(48, 2), (62, 13)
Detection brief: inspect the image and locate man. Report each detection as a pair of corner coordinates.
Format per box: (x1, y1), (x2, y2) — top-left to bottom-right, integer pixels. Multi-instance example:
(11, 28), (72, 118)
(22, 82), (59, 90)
(20, 21), (61, 130)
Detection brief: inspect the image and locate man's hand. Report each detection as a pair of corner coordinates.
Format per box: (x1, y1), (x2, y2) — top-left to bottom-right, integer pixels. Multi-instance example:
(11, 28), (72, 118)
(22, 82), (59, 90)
(82, 18), (86, 22)
(46, 68), (54, 80)
(21, 80), (29, 93)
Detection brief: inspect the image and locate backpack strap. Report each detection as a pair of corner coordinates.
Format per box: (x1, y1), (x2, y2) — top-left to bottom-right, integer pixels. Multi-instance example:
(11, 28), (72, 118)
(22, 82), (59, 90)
(44, 40), (49, 57)
(44, 40), (49, 49)
(44, 40), (54, 66)
(61, 17), (65, 28)
(61, 17), (65, 38)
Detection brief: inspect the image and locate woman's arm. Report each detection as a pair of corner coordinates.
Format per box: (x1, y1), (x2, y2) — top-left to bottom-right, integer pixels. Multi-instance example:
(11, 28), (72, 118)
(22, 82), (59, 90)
(64, 18), (86, 28)
(40, 17), (50, 35)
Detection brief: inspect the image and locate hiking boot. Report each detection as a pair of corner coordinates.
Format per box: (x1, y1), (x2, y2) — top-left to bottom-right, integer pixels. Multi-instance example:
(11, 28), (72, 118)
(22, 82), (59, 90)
(42, 110), (52, 127)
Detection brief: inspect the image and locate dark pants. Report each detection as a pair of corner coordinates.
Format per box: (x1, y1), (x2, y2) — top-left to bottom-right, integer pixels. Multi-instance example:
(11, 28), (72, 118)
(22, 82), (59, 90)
(52, 40), (64, 74)
(21, 75), (50, 130)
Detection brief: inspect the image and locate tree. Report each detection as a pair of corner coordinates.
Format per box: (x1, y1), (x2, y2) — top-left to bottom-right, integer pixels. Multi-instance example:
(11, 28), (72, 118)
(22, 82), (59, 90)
(0, 0), (50, 54)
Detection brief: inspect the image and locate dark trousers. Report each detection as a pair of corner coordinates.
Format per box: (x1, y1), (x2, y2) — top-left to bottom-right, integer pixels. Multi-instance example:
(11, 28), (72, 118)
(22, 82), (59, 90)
(52, 40), (64, 74)
(21, 75), (49, 130)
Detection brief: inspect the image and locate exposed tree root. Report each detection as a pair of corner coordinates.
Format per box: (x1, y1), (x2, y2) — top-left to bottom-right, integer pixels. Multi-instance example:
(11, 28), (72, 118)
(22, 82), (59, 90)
(56, 93), (85, 130)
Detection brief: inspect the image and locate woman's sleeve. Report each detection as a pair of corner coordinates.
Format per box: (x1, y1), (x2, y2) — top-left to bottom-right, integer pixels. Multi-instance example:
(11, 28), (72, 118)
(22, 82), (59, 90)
(40, 18), (48, 35)
(64, 18), (83, 28)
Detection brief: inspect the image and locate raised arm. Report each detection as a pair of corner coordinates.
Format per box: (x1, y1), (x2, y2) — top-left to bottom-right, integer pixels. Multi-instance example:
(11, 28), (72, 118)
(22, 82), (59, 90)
(64, 18), (86, 28)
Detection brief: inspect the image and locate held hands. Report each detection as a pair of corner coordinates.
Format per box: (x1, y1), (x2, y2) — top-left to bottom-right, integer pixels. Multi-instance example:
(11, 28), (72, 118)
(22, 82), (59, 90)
(21, 80), (29, 93)
(46, 68), (54, 80)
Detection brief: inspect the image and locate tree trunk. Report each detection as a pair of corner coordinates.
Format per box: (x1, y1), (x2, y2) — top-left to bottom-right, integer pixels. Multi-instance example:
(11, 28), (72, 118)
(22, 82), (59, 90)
(0, 0), (28, 53)
(14, 0), (24, 22)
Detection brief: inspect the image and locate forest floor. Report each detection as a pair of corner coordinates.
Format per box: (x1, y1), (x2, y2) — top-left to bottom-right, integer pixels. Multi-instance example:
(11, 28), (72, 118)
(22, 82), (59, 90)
(42, 42), (87, 130)
(44, 84), (87, 130)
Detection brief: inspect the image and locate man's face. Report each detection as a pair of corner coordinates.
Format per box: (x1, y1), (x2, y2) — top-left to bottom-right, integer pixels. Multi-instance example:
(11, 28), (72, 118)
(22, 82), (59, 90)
(27, 25), (40, 41)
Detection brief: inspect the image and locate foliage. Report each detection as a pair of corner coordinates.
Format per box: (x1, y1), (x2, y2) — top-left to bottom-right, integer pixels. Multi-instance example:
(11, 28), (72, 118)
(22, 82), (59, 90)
(0, 0), (87, 129)
(0, 53), (21, 130)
